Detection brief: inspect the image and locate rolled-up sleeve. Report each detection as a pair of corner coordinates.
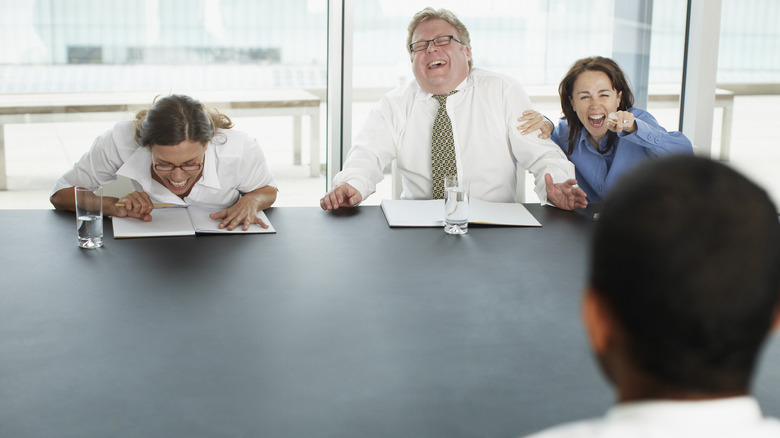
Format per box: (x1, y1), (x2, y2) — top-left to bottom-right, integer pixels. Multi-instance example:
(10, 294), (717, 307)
(504, 83), (575, 203)
(50, 121), (136, 195)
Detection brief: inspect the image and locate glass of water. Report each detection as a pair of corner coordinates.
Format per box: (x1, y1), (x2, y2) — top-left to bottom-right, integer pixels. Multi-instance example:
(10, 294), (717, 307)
(444, 175), (469, 235)
(75, 186), (104, 249)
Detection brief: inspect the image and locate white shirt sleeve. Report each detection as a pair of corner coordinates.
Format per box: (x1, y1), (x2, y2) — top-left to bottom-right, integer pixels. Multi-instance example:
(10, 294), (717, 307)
(502, 80), (575, 204)
(331, 91), (404, 201)
(233, 133), (278, 193)
(50, 121), (137, 196)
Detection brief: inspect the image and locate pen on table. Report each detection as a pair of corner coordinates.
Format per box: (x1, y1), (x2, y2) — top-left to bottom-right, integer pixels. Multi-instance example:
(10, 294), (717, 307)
(114, 202), (174, 208)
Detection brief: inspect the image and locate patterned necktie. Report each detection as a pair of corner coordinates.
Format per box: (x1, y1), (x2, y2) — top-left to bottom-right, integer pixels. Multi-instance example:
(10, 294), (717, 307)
(431, 90), (458, 199)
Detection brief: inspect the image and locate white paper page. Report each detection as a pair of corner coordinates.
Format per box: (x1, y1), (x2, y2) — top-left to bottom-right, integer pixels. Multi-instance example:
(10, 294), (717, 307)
(112, 207), (194, 238)
(187, 205), (276, 234)
(469, 199), (542, 227)
(380, 199), (444, 227)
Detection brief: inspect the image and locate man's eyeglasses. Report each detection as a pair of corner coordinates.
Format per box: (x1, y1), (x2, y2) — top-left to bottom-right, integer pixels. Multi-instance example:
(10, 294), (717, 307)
(153, 163), (203, 172)
(409, 35), (464, 53)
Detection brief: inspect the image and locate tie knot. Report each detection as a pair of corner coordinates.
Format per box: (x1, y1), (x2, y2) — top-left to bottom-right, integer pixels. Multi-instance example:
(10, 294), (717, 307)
(433, 90), (458, 105)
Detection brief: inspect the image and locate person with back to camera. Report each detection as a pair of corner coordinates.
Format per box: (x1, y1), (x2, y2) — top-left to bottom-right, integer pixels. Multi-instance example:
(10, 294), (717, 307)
(525, 155), (780, 437)
(320, 7), (588, 211)
(518, 56), (693, 203)
(50, 94), (277, 231)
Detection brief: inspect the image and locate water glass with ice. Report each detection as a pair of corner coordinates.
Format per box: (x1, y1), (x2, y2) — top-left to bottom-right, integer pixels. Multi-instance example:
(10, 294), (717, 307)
(75, 186), (104, 249)
(444, 175), (469, 235)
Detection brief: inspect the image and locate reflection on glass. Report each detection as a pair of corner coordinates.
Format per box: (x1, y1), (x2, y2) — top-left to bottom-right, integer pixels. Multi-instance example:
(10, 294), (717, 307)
(0, 1), (328, 203)
(0, 0), (327, 92)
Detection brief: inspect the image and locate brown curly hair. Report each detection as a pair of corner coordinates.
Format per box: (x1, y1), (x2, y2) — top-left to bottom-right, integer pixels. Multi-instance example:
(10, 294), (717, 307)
(134, 94), (233, 147)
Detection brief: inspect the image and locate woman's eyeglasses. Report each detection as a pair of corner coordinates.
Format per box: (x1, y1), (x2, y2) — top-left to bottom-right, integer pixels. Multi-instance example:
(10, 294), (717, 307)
(153, 163), (203, 172)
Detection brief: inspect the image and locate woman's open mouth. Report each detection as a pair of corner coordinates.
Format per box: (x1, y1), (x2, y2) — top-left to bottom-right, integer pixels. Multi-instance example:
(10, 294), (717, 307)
(588, 114), (606, 128)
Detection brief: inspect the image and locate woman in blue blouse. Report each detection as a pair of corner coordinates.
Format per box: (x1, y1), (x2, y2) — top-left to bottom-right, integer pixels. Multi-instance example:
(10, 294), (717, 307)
(519, 56), (692, 203)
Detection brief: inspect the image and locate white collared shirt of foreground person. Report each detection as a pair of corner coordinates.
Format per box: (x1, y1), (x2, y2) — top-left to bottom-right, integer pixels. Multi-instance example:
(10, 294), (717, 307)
(525, 397), (780, 438)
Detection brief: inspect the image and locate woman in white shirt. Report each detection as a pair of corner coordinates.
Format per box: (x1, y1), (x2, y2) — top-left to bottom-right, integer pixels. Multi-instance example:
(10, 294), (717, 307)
(50, 94), (277, 231)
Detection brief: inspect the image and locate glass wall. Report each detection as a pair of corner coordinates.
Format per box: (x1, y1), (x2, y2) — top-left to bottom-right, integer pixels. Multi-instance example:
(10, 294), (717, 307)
(350, 0), (686, 86)
(0, 0), (327, 91)
(1, 0), (779, 207)
(0, 0), (327, 206)
(718, 0), (780, 84)
(714, 0), (780, 207)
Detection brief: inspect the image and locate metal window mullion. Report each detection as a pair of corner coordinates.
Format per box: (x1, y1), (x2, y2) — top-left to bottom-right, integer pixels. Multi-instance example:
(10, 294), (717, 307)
(680, 0), (722, 157)
(326, 0), (354, 189)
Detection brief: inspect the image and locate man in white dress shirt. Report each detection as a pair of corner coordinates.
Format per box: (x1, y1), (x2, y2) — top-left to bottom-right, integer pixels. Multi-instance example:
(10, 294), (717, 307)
(526, 155), (780, 438)
(320, 7), (587, 211)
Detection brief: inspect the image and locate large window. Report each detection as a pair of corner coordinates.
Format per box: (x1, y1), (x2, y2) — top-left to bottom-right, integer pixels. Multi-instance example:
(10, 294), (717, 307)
(1, 0), (779, 208)
(715, 0), (780, 207)
(1, 0), (327, 205)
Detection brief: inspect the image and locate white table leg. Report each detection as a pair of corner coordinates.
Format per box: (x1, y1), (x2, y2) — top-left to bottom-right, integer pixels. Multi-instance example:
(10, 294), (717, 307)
(293, 115), (302, 165)
(309, 108), (320, 177)
(719, 102), (733, 161)
(0, 123), (6, 191)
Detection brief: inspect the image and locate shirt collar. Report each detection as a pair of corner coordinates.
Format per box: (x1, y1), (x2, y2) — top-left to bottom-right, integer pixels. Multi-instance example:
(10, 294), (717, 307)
(578, 128), (612, 154)
(199, 145), (220, 189)
(415, 72), (472, 101)
(116, 146), (154, 187)
(606, 396), (763, 424)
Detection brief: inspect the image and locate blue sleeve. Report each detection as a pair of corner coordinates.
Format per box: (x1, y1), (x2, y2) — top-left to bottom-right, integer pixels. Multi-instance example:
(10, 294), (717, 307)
(617, 108), (693, 156)
(548, 119), (567, 152)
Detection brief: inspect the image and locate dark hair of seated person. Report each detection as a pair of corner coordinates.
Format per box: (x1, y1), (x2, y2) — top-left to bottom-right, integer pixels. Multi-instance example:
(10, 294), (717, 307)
(558, 56), (635, 156)
(590, 155), (780, 395)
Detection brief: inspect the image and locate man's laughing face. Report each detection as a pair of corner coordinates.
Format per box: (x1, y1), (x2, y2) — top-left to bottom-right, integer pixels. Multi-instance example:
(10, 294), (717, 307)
(410, 18), (471, 95)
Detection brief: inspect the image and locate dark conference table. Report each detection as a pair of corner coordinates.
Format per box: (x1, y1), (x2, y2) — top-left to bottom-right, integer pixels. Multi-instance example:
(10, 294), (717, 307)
(1, 205), (778, 437)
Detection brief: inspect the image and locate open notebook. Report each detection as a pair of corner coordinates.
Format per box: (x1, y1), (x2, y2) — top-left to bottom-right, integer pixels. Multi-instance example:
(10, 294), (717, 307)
(380, 199), (541, 228)
(112, 205), (276, 238)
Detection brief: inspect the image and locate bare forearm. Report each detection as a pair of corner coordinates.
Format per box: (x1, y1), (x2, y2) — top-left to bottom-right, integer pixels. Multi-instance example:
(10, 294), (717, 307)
(50, 188), (76, 211)
(50, 188), (120, 215)
(242, 185), (277, 211)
